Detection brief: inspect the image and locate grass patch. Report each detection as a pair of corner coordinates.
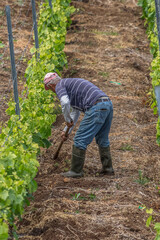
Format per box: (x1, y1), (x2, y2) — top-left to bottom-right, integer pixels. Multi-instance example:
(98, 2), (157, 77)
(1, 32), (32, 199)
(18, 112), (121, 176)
(98, 71), (109, 78)
(70, 69), (78, 75)
(93, 30), (119, 36)
(0, 10), (5, 16)
(120, 143), (134, 151)
(115, 44), (123, 49)
(135, 170), (150, 185)
(71, 192), (96, 201)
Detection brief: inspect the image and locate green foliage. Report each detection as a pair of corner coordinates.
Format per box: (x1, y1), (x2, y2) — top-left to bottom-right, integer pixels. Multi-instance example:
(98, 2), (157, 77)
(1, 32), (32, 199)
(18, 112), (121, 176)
(0, 0), (75, 238)
(155, 223), (160, 240)
(135, 170), (149, 185)
(71, 193), (81, 200)
(144, 207), (160, 239)
(71, 192), (96, 201)
(88, 193), (96, 201)
(138, 0), (160, 145)
(98, 71), (109, 78)
(120, 143), (134, 151)
(0, 41), (5, 48)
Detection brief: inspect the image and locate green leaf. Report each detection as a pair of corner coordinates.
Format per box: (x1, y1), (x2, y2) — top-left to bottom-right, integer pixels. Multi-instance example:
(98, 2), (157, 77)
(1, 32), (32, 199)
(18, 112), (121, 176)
(146, 208), (153, 214)
(0, 222), (8, 240)
(0, 190), (9, 201)
(0, 0), (74, 236)
(155, 223), (160, 231)
(0, 42), (5, 48)
(42, 138), (52, 148)
(146, 215), (153, 227)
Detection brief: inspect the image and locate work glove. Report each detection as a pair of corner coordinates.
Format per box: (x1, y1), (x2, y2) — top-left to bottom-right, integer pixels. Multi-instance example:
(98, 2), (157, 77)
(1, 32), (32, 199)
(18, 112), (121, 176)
(61, 121), (74, 141)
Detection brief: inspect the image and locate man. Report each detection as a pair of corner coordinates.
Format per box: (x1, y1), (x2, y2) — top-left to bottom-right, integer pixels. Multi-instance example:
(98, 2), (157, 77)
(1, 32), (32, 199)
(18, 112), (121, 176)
(44, 72), (114, 178)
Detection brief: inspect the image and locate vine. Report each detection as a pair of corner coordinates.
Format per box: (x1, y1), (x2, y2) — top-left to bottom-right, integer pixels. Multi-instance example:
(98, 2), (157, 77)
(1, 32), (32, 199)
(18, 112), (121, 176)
(138, 1), (160, 239)
(138, 0), (160, 145)
(0, 0), (75, 239)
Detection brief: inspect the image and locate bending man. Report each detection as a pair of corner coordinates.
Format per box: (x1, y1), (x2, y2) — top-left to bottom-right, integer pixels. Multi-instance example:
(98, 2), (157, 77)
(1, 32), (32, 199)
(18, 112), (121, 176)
(44, 72), (114, 178)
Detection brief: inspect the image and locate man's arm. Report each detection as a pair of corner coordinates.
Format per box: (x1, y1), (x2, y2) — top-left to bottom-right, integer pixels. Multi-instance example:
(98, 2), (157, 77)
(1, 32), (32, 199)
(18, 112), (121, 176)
(60, 95), (73, 123)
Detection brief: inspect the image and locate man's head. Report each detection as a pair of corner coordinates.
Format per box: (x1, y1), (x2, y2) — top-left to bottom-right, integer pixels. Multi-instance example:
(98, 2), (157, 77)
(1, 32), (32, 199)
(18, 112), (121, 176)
(44, 72), (61, 91)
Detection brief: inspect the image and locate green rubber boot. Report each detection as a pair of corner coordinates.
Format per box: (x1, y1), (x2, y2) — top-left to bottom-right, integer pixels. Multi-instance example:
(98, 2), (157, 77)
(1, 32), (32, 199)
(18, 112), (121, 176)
(61, 145), (85, 178)
(99, 146), (114, 175)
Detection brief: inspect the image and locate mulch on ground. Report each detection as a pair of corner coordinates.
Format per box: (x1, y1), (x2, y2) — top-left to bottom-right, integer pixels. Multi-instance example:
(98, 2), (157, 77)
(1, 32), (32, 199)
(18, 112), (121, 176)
(1, 0), (160, 239)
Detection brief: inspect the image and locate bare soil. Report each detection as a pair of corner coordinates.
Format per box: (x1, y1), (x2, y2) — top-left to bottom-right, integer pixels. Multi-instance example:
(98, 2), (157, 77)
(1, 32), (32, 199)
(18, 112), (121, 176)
(1, 0), (160, 239)
(0, 0), (33, 126)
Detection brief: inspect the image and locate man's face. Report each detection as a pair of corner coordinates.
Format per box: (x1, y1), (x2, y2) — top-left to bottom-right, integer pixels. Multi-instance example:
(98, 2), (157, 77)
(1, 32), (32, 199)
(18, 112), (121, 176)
(48, 84), (56, 92)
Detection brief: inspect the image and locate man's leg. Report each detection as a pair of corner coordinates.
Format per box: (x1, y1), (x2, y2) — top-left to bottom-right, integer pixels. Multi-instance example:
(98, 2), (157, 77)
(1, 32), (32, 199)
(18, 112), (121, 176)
(62, 105), (106, 178)
(61, 145), (85, 178)
(95, 102), (114, 175)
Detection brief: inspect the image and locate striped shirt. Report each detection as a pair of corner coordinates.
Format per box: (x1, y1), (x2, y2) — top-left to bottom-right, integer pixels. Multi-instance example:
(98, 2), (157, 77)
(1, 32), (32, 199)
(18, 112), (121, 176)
(55, 78), (107, 112)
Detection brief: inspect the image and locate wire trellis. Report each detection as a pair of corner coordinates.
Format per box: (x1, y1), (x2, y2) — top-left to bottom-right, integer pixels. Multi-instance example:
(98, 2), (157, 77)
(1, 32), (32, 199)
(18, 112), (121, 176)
(0, 0), (51, 148)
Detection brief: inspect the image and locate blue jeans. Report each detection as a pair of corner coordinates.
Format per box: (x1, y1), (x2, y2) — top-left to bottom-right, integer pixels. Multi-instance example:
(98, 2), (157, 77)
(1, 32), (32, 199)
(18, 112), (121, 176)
(74, 100), (113, 150)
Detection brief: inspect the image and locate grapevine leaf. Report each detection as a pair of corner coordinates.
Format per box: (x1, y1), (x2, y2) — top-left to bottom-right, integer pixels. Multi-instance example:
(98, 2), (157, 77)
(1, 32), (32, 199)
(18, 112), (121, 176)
(0, 190), (9, 201)
(0, 222), (8, 240)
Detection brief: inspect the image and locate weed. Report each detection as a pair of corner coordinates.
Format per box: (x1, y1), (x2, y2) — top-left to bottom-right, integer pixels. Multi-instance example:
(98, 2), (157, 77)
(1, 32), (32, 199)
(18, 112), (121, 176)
(98, 71), (109, 78)
(71, 192), (96, 201)
(64, 167), (69, 172)
(143, 207), (160, 239)
(0, 10), (5, 16)
(0, 41), (5, 48)
(17, 0), (23, 6)
(64, 159), (70, 165)
(115, 44), (122, 48)
(70, 69), (77, 75)
(73, 58), (80, 62)
(31, 207), (37, 212)
(155, 185), (160, 195)
(120, 143), (134, 151)
(133, 118), (138, 123)
(88, 193), (96, 201)
(64, 209), (69, 213)
(71, 193), (81, 200)
(116, 183), (121, 190)
(135, 170), (149, 185)
(54, 162), (59, 168)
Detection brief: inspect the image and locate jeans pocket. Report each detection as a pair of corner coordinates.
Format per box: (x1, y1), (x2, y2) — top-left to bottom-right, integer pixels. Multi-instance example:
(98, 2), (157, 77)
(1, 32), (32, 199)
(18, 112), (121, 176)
(94, 110), (107, 124)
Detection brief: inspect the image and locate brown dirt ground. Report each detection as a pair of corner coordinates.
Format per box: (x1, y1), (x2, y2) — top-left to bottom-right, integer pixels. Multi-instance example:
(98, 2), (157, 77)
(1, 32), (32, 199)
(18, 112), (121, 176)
(1, 0), (160, 239)
(0, 0), (34, 127)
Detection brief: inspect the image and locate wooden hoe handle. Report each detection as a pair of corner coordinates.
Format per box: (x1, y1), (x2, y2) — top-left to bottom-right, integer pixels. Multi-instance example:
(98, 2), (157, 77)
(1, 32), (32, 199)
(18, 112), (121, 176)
(53, 127), (70, 160)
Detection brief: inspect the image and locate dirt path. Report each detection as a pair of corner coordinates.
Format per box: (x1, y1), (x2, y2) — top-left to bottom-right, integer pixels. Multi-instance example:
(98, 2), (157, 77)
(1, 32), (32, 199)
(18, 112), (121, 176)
(14, 0), (160, 239)
(0, 0), (33, 128)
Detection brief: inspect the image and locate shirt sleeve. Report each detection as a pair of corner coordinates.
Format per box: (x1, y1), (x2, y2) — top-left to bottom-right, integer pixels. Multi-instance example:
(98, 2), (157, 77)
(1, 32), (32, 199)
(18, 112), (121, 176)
(60, 95), (72, 123)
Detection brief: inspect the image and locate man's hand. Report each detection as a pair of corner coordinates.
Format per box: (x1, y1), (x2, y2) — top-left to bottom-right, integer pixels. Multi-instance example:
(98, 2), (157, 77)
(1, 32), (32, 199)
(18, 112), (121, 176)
(61, 131), (68, 141)
(66, 121), (74, 128)
(61, 121), (73, 141)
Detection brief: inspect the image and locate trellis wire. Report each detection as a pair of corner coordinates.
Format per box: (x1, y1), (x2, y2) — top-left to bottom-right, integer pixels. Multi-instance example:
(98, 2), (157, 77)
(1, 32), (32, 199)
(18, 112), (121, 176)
(1, 0), (49, 148)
